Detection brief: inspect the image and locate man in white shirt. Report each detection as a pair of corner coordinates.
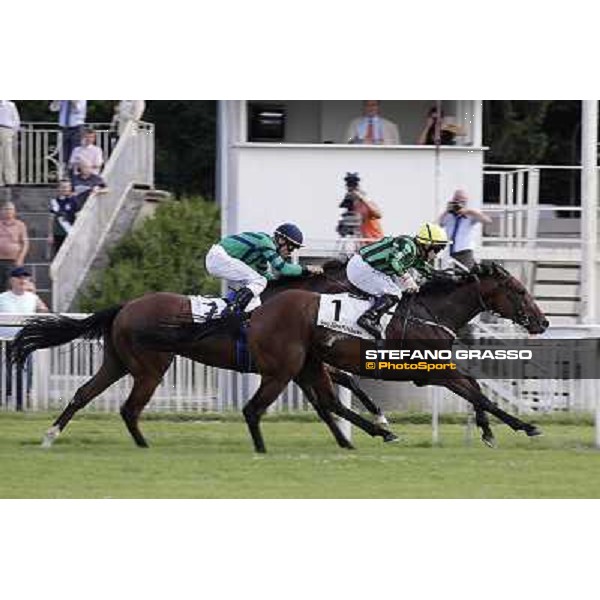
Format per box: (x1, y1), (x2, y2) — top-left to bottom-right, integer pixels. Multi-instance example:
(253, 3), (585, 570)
(0, 266), (48, 410)
(49, 100), (87, 171)
(68, 129), (104, 175)
(438, 189), (492, 269)
(0, 100), (20, 186)
(345, 100), (400, 145)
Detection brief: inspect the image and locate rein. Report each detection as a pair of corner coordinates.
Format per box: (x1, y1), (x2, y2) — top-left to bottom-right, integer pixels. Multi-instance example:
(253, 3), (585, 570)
(476, 270), (533, 329)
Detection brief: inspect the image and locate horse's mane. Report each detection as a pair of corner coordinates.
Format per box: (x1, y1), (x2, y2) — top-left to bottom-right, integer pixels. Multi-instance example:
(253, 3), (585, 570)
(418, 269), (474, 296)
(418, 262), (513, 296)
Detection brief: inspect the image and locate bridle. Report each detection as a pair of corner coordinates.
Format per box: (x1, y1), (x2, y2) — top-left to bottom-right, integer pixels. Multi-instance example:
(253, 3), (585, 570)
(475, 269), (536, 330)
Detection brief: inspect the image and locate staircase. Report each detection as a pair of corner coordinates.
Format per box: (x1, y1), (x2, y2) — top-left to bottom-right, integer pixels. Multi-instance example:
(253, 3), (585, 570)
(532, 263), (580, 326)
(51, 121), (156, 310)
(0, 185), (55, 307)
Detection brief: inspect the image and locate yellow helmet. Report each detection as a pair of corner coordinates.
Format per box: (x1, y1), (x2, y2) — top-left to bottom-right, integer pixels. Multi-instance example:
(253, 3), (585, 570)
(415, 222), (449, 247)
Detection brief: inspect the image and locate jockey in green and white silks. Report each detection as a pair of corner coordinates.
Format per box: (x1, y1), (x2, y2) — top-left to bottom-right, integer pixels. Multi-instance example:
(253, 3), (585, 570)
(347, 222), (450, 339)
(205, 223), (323, 315)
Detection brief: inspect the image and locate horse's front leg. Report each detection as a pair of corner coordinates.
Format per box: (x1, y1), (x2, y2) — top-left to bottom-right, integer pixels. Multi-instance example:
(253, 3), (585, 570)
(436, 374), (541, 441)
(474, 408), (496, 448)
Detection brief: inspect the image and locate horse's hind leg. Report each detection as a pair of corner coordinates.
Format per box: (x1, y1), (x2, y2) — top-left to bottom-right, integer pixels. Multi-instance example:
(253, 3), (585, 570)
(295, 372), (354, 450)
(328, 367), (390, 427)
(311, 364), (399, 444)
(119, 370), (167, 448)
(42, 346), (127, 448)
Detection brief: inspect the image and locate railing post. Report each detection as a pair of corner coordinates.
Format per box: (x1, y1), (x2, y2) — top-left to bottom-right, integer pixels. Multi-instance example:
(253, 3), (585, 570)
(580, 100), (598, 324)
(516, 169), (524, 245)
(336, 386), (352, 442)
(32, 349), (50, 411)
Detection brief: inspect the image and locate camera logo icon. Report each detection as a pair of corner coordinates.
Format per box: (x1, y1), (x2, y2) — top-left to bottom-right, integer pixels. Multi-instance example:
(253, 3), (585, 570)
(365, 362), (376, 370)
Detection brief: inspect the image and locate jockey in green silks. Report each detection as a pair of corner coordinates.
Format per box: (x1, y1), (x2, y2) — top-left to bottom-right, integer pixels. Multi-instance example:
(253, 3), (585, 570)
(205, 223), (323, 316)
(346, 222), (450, 339)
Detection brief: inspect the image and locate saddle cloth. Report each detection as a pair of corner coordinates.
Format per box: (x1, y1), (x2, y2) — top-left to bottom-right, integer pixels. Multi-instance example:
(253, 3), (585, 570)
(317, 293), (394, 340)
(188, 295), (228, 323)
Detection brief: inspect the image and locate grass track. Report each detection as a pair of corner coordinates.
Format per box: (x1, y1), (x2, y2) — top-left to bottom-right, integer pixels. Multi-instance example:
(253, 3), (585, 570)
(1, 412), (600, 498)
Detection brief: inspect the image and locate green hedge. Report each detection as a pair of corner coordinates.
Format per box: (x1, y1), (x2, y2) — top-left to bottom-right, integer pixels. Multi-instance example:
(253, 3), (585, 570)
(79, 197), (220, 311)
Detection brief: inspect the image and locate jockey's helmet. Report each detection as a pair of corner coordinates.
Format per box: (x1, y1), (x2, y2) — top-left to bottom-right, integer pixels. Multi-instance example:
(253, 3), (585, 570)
(274, 223), (304, 248)
(415, 222), (450, 254)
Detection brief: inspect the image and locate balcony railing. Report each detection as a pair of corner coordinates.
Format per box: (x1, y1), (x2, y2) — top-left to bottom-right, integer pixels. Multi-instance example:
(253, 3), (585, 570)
(14, 122), (118, 184)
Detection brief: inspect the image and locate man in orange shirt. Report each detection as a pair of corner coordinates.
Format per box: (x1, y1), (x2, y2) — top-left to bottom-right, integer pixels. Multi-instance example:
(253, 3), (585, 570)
(340, 173), (384, 242)
(0, 201), (29, 290)
(352, 189), (383, 241)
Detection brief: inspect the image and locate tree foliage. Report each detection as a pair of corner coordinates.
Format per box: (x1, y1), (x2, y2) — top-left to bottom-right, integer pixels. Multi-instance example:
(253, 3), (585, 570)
(483, 101), (552, 164)
(79, 197), (220, 311)
(483, 100), (583, 165)
(144, 101), (216, 199)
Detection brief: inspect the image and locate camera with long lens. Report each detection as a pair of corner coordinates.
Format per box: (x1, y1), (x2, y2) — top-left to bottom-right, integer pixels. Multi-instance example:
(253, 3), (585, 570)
(336, 172), (362, 237)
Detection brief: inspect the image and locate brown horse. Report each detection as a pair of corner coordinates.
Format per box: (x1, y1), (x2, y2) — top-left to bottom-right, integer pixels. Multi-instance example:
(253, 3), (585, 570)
(235, 262), (549, 452)
(12, 261), (397, 449)
(12, 262), (547, 452)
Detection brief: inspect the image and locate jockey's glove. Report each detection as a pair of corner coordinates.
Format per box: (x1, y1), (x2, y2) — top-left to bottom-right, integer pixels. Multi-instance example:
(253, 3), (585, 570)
(399, 273), (418, 293)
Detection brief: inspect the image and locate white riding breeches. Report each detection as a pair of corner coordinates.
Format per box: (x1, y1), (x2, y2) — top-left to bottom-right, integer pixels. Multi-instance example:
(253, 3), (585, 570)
(205, 244), (267, 311)
(346, 254), (404, 298)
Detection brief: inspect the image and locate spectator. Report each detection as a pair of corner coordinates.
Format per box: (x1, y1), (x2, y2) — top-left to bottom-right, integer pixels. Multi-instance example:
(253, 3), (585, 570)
(353, 189), (384, 242)
(0, 267), (48, 410)
(345, 101), (400, 145)
(112, 100), (146, 136)
(438, 189), (492, 269)
(338, 173), (383, 242)
(0, 201), (29, 289)
(48, 180), (79, 256)
(68, 128), (104, 175)
(49, 101), (87, 171)
(71, 159), (107, 209)
(0, 100), (20, 187)
(417, 105), (464, 145)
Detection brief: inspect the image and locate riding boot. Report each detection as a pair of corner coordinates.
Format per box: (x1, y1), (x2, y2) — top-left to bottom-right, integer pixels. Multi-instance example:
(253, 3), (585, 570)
(222, 287), (255, 318)
(357, 294), (398, 340)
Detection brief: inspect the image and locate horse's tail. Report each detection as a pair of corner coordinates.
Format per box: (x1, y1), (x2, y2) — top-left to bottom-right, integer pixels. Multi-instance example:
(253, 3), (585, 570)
(11, 305), (124, 365)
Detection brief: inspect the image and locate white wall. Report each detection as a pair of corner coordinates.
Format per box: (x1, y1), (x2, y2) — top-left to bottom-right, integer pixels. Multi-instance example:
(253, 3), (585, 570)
(228, 144), (484, 241)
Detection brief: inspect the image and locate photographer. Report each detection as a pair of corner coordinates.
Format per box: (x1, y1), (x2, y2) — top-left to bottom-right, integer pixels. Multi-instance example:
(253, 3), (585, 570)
(438, 189), (491, 269)
(336, 172), (383, 243)
(417, 105), (463, 145)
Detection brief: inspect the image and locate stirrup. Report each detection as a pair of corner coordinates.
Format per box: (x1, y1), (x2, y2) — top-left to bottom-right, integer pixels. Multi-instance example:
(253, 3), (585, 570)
(223, 287), (253, 318)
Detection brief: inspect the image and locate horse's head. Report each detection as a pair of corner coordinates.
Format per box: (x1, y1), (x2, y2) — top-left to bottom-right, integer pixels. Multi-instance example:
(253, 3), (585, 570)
(474, 263), (549, 334)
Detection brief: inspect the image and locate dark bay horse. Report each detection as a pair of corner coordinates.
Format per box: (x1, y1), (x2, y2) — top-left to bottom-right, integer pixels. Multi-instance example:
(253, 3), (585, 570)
(236, 263), (549, 452)
(12, 262), (547, 452)
(12, 261), (396, 449)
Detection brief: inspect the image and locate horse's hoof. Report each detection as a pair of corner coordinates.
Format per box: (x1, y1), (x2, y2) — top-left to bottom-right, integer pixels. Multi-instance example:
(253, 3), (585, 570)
(383, 432), (400, 443)
(526, 425), (543, 438)
(481, 434), (496, 448)
(41, 425), (60, 449)
(374, 414), (390, 427)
